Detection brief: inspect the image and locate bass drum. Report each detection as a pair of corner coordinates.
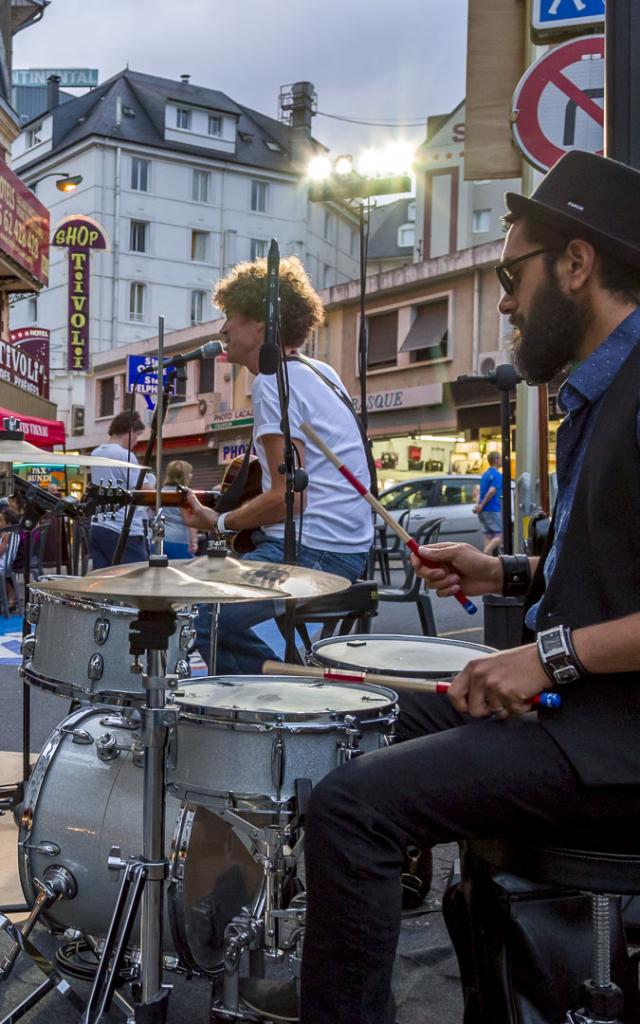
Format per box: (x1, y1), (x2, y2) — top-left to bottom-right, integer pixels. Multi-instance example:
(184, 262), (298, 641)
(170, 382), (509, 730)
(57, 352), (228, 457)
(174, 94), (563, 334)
(18, 706), (264, 973)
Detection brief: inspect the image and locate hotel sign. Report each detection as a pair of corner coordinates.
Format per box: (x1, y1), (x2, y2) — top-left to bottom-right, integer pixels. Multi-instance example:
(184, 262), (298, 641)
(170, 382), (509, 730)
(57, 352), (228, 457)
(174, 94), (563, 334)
(0, 160), (49, 287)
(52, 215), (108, 372)
(4, 328), (50, 398)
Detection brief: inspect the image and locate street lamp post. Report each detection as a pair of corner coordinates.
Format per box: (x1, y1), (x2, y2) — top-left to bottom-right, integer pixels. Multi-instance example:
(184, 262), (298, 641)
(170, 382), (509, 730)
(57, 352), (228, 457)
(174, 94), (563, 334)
(25, 172), (83, 193)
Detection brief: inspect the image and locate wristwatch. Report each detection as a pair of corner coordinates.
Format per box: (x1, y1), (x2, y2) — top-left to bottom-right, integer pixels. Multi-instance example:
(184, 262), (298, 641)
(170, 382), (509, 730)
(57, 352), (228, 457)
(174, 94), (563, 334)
(536, 625), (585, 685)
(215, 511), (233, 534)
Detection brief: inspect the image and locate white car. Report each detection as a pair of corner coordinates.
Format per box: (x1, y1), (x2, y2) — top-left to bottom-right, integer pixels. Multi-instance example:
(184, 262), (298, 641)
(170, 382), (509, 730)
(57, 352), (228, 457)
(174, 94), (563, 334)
(377, 474), (484, 548)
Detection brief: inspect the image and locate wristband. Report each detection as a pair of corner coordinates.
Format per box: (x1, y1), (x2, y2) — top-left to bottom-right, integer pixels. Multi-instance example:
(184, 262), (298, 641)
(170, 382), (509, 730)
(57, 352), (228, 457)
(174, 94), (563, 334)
(216, 511), (233, 534)
(499, 554), (532, 597)
(536, 625), (586, 686)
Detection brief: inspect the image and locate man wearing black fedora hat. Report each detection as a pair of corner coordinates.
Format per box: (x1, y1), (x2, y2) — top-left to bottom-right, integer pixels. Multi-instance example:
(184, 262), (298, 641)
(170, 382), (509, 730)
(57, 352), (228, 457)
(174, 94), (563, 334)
(298, 151), (640, 1024)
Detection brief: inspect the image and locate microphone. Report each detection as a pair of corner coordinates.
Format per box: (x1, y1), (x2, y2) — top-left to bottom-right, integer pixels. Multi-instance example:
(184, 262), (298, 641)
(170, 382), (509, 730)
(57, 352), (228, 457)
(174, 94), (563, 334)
(259, 238), (280, 375)
(164, 337), (224, 366)
(457, 364), (521, 390)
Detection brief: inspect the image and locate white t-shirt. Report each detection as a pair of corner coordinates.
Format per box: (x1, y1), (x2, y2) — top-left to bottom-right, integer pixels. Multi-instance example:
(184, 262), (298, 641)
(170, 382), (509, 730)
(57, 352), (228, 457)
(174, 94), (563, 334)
(252, 359), (373, 552)
(90, 443), (155, 536)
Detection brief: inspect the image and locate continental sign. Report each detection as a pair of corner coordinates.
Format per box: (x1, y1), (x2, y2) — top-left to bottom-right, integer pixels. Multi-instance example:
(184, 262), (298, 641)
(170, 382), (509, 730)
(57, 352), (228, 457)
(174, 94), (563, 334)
(52, 215), (108, 372)
(0, 160), (49, 287)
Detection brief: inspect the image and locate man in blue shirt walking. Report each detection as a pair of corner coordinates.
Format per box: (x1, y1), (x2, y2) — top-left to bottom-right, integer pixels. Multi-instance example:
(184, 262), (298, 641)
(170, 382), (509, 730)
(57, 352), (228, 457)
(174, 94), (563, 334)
(473, 450), (502, 553)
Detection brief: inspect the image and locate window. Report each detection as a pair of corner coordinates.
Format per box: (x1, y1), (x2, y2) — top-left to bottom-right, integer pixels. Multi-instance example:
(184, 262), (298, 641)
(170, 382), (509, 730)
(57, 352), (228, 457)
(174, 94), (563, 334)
(198, 358), (215, 394)
(350, 229), (359, 257)
(169, 372), (187, 405)
(323, 264), (334, 289)
(192, 168), (209, 203)
(379, 481), (436, 512)
(191, 230), (208, 262)
(397, 224), (415, 248)
(176, 107), (192, 130)
(436, 480), (476, 506)
(129, 282), (146, 322)
(400, 299), (449, 363)
(250, 238), (267, 261)
(366, 311), (398, 369)
(27, 296), (37, 322)
(208, 114), (222, 136)
(407, 201), (416, 222)
(472, 208), (491, 233)
(130, 220), (148, 253)
(98, 377), (115, 418)
(251, 180), (268, 212)
(131, 157), (150, 191)
(26, 124), (43, 148)
(190, 289), (207, 325)
(323, 211), (334, 241)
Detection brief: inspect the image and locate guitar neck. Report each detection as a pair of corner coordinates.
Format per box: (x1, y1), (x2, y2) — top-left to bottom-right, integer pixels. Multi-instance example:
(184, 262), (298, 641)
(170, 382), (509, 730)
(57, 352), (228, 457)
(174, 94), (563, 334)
(129, 490), (219, 509)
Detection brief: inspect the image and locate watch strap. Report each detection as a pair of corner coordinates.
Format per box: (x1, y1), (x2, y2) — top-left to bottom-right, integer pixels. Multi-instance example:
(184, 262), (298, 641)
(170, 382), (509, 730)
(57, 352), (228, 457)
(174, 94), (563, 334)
(536, 625), (585, 686)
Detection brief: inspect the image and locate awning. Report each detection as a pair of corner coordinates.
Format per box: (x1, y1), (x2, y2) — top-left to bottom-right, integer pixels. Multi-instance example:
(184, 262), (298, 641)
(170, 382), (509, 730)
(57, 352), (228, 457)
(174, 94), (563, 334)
(0, 407), (66, 448)
(400, 300), (448, 355)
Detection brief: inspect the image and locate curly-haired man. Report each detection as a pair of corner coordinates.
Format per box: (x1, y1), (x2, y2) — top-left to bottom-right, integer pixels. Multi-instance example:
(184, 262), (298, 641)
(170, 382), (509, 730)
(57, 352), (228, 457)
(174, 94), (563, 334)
(183, 256), (373, 673)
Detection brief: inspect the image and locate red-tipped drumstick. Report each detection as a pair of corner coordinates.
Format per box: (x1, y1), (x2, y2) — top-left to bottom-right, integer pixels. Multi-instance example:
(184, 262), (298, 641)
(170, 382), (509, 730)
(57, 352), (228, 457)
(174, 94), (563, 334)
(300, 421), (478, 615)
(262, 660), (561, 707)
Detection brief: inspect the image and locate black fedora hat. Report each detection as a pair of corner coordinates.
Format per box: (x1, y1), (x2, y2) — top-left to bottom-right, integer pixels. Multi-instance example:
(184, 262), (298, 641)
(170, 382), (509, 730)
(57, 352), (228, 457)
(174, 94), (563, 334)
(505, 151), (640, 270)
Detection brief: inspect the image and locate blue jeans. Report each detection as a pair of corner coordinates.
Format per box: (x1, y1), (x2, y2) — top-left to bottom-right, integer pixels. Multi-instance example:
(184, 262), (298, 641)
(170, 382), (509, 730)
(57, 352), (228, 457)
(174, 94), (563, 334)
(194, 533), (368, 674)
(90, 525), (147, 569)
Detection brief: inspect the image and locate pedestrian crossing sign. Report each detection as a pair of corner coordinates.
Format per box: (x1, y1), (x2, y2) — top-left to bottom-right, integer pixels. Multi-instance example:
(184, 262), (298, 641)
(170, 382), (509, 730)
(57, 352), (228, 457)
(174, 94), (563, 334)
(532, 0), (605, 36)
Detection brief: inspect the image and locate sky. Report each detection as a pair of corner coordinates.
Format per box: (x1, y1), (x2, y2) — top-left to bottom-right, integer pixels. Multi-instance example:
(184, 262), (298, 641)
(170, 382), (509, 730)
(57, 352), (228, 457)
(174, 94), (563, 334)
(13, 0), (468, 160)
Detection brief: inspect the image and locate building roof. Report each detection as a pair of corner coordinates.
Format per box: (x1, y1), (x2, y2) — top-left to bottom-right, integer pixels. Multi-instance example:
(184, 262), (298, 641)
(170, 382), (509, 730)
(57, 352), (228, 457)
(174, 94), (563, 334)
(367, 197), (414, 261)
(17, 68), (324, 175)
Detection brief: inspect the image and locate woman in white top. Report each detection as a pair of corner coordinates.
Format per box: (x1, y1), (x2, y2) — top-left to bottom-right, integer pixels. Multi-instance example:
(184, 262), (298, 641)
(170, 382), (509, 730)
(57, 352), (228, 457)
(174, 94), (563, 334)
(162, 460), (198, 560)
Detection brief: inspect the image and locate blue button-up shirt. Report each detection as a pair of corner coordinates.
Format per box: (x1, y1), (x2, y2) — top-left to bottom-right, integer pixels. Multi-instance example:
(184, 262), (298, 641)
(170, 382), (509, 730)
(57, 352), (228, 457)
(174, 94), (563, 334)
(526, 307), (640, 631)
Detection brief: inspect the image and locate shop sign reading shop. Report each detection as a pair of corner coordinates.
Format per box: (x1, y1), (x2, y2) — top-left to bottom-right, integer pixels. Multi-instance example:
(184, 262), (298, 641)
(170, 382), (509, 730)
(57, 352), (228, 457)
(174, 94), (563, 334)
(52, 215), (108, 372)
(0, 328), (50, 397)
(0, 160), (49, 287)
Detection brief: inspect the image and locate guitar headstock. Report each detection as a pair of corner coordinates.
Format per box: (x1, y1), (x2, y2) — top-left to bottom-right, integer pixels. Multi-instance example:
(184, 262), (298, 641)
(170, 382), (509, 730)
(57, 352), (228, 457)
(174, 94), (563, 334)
(79, 483), (133, 517)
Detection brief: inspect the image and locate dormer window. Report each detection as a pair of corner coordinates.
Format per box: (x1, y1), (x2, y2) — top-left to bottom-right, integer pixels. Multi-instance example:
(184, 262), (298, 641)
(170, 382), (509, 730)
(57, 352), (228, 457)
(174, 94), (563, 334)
(408, 201), (416, 222)
(208, 114), (222, 136)
(397, 224), (415, 248)
(176, 108), (192, 130)
(26, 124), (43, 148)
(265, 140), (283, 153)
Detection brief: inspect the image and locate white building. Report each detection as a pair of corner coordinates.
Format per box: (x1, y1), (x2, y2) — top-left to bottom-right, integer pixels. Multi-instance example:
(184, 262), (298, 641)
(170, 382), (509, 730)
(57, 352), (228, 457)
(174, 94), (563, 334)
(10, 72), (360, 429)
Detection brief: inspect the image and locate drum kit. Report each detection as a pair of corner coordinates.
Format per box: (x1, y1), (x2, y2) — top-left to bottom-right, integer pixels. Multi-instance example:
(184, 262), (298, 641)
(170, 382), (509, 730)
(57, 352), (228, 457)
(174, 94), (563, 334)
(0, 424), (497, 1023)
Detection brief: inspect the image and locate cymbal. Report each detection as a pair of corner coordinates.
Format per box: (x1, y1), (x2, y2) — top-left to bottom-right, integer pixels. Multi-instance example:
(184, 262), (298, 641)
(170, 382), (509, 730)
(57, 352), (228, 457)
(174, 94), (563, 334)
(34, 564), (283, 610)
(173, 553), (351, 600)
(0, 438), (142, 470)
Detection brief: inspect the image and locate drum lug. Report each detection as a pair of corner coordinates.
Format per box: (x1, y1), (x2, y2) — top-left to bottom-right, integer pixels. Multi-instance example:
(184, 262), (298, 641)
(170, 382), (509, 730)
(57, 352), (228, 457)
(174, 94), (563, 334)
(179, 624), (196, 652)
(271, 735), (286, 793)
(21, 840), (61, 856)
(337, 715), (362, 764)
(87, 653), (104, 682)
(21, 634), (36, 661)
(132, 740), (145, 768)
(99, 712), (139, 731)
(107, 845), (126, 881)
(25, 602), (40, 625)
(93, 617), (110, 645)
(174, 659), (191, 680)
(60, 727), (93, 745)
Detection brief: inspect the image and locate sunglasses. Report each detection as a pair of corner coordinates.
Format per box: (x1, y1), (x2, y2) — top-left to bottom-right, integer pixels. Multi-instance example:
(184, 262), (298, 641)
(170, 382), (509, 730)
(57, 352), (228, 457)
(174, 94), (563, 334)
(495, 247), (554, 296)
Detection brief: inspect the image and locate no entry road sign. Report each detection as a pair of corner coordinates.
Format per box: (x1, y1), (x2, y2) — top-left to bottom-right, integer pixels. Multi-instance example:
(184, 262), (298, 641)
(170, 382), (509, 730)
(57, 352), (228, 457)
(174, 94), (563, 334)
(511, 34), (604, 172)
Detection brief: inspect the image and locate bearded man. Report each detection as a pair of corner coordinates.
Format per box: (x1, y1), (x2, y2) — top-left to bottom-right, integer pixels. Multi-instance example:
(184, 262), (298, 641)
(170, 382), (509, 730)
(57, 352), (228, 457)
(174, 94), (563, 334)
(298, 151), (640, 1024)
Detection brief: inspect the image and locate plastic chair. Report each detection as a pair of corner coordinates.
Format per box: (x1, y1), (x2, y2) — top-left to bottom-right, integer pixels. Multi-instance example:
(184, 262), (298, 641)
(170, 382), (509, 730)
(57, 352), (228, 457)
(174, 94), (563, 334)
(377, 518), (444, 636)
(0, 531), (22, 618)
(371, 509), (410, 583)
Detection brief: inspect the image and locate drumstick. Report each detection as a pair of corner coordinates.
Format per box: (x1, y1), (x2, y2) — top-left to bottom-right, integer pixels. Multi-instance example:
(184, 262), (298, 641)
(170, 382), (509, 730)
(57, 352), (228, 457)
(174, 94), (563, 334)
(300, 421), (477, 615)
(262, 660), (561, 708)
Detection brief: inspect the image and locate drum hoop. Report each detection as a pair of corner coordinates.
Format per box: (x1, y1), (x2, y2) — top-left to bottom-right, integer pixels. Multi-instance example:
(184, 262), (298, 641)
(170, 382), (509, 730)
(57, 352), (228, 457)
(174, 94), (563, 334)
(173, 708), (397, 731)
(23, 665), (148, 705)
(310, 633), (496, 677)
(32, 587), (196, 621)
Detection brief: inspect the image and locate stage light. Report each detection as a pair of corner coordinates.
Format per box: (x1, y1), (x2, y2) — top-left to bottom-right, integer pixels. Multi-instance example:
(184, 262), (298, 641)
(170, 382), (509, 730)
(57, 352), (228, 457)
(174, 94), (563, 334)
(307, 156), (333, 181)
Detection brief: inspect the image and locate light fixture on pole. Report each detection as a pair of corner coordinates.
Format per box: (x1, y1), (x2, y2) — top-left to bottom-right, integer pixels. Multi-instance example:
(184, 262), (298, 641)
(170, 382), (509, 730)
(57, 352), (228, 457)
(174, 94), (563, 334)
(307, 150), (412, 489)
(25, 172), (83, 193)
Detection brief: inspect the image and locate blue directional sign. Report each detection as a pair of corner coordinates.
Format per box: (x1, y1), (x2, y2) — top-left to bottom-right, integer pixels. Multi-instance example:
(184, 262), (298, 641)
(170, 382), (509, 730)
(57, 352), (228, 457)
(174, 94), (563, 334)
(532, 0), (605, 35)
(126, 355), (177, 395)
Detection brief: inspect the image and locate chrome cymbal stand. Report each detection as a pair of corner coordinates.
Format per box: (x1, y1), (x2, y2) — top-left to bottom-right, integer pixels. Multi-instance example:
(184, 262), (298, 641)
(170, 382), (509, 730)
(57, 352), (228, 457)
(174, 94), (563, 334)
(81, 599), (178, 1024)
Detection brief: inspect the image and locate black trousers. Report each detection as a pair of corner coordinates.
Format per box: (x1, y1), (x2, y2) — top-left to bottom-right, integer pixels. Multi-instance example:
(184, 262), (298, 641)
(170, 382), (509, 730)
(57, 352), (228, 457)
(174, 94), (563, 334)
(300, 692), (640, 1024)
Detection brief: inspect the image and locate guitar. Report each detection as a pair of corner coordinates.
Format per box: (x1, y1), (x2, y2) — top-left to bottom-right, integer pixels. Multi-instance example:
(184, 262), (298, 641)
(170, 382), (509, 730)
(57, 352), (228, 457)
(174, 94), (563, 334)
(81, 454), (263, 553)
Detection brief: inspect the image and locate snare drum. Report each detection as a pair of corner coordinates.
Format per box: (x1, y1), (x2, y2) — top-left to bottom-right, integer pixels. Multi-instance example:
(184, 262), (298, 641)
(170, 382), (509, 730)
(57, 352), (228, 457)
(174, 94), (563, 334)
(19, 706), (264, 972)
(310, 634), (496, 679)
(167, 677), (398, 809)
(23, 579), (195, 704)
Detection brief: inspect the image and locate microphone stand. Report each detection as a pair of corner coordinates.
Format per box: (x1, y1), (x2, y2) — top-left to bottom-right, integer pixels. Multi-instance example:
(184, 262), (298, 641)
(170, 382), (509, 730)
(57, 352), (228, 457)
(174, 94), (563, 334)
(111, 362), (184, 566)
